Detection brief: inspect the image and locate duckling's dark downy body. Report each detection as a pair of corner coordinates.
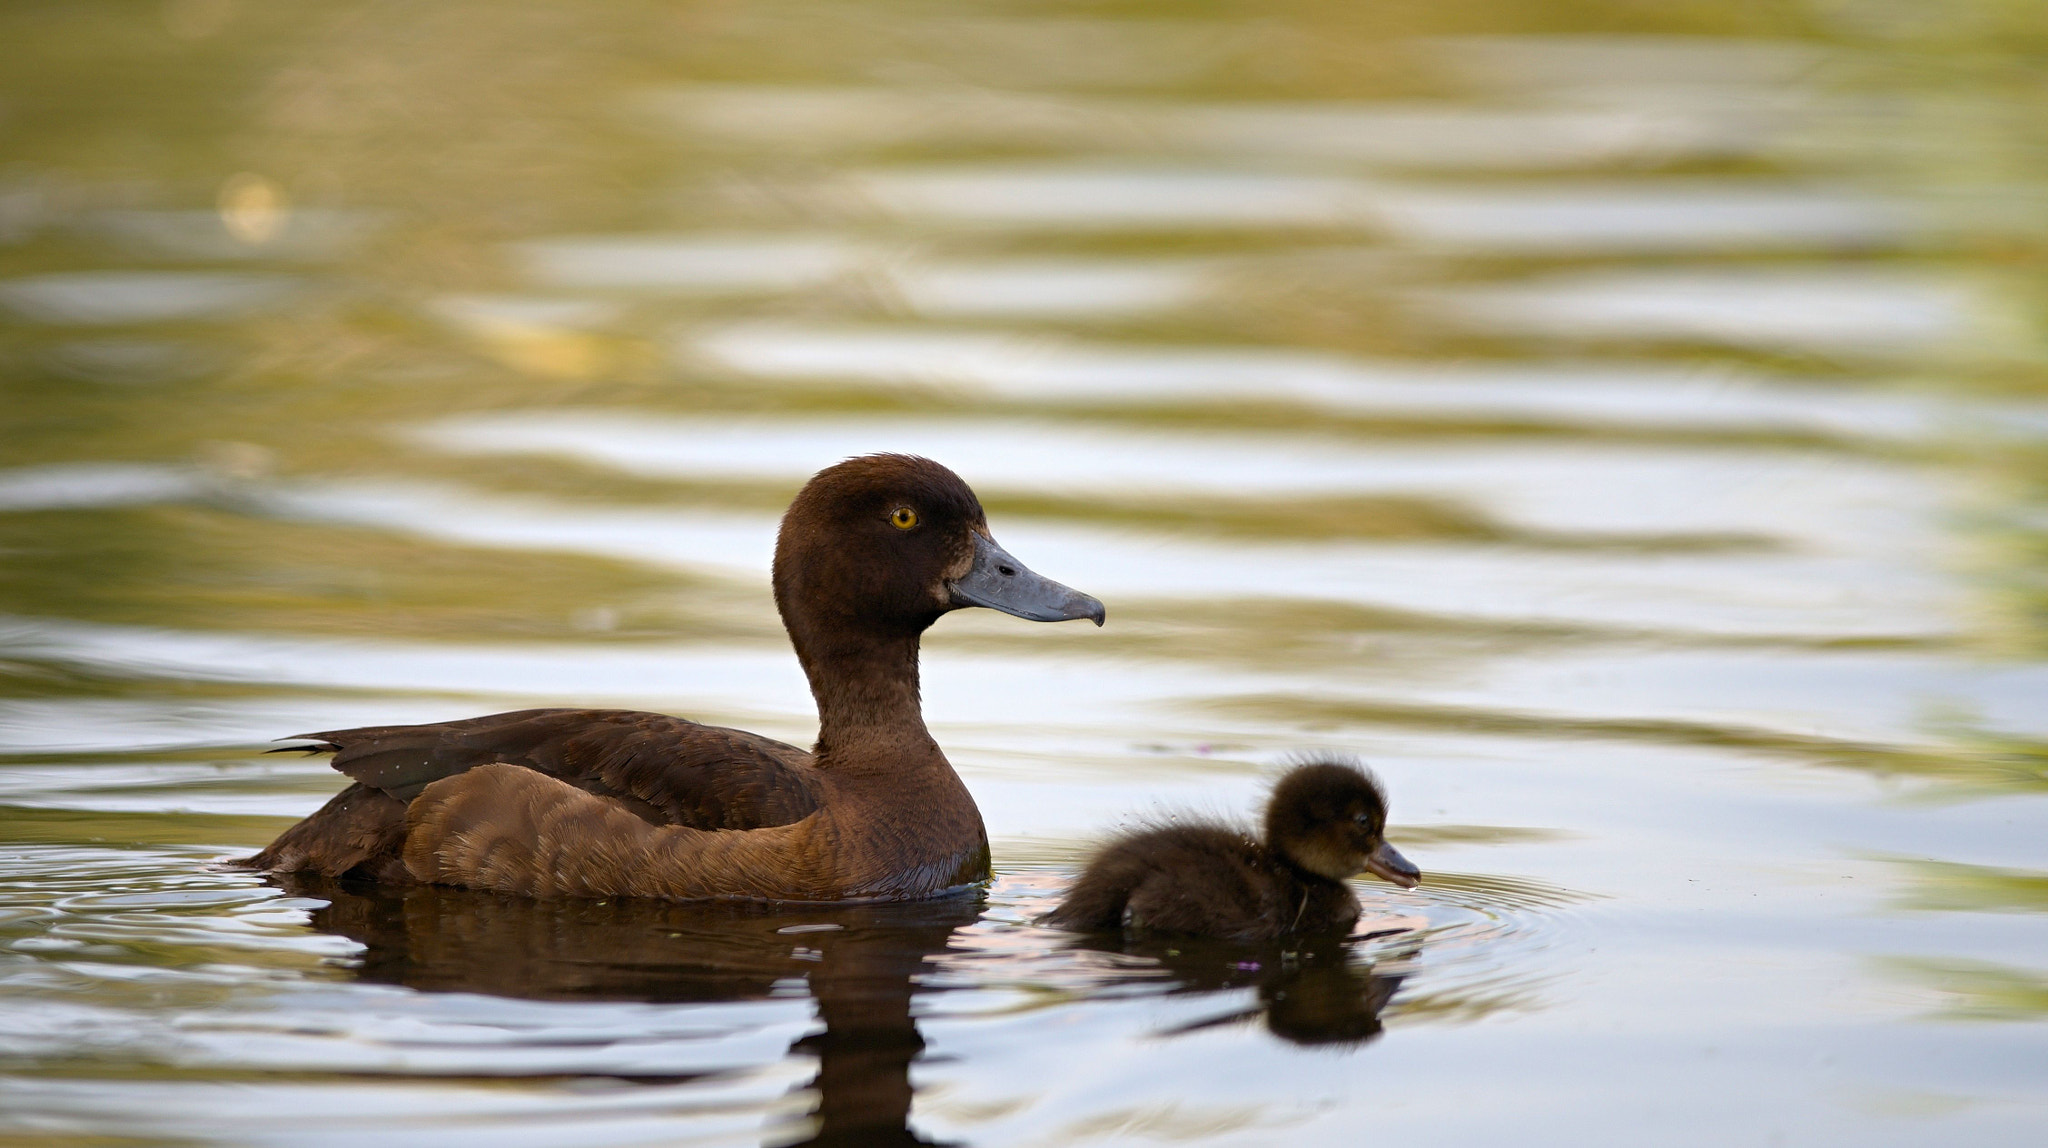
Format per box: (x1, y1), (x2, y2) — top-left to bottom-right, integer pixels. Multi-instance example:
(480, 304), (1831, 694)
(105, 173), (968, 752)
(1047, 760), (1420, 942)
(240, 454), (1104, 904)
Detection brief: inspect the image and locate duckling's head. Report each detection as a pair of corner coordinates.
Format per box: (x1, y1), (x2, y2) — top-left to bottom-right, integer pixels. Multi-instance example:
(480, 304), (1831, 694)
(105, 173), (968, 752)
(1265, 759), (1421, 888)
(774, 454), (1105, 647)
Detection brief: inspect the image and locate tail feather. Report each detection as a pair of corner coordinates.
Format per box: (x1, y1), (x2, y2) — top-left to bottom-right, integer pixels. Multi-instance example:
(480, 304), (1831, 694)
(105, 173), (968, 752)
(264, 741), (336, 756)
(1043, 847), (1146, 930)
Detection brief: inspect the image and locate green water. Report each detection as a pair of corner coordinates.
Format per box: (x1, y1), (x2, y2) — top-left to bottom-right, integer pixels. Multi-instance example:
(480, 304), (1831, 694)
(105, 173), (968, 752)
(3, 1), (2046, 1144)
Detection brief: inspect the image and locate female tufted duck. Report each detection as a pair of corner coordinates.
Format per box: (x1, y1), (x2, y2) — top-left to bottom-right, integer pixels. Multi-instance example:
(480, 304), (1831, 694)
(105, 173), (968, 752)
(1046, 758), (1420, 941)
(241, 454), (1104, 902)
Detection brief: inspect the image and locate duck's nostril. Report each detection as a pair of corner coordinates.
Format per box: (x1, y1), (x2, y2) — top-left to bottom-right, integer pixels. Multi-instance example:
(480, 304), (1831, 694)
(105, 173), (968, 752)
(997, 565), (1016, 577)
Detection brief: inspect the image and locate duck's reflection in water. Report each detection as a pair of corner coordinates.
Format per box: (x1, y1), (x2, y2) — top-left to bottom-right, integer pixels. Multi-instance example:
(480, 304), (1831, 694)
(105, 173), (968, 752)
(283, 878), (1409, 1146)
(282, 875), (979, 1147)
(1071, 931), (1410, 1047)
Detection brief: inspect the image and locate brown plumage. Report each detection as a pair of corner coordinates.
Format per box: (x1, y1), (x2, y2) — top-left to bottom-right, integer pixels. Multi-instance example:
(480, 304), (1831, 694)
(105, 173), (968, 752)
(240, 454), (1104, 903)
(1045, 758), (1421, 942)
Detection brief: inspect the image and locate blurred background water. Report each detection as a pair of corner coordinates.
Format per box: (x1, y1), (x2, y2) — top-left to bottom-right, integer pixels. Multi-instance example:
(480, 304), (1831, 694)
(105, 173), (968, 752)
(3, 1), (2047, 1144)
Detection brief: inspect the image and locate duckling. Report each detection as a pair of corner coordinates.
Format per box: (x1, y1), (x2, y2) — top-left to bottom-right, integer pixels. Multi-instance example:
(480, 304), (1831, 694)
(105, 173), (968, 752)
(240, 454), (1104, 903)
(1046, 759), (1420, 941)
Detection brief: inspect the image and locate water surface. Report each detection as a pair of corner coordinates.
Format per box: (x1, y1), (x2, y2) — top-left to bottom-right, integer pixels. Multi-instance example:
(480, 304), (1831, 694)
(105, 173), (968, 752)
(3, 2), (2046, 1144)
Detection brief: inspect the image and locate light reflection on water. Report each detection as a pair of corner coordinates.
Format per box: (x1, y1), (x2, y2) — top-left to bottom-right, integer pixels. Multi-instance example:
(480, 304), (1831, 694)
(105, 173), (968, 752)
(643, 82), (1777, 168)
(3, 1), (2047, 1145)
(0, 271), (301, 326)
(1414, 265), (2001, 355)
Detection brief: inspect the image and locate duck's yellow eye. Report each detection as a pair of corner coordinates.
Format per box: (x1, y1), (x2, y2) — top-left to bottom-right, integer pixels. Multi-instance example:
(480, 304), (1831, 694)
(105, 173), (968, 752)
(890, 507), (918, 530)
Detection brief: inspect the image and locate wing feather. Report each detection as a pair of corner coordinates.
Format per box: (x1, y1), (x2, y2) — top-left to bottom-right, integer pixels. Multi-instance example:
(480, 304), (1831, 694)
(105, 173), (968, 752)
(244, 709), (824, 878)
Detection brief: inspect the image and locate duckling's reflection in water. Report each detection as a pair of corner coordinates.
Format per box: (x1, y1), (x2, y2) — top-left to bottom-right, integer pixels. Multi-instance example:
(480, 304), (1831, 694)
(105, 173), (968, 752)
(1072, 931), (1410, 1047)
(281, 875), (978, 1147)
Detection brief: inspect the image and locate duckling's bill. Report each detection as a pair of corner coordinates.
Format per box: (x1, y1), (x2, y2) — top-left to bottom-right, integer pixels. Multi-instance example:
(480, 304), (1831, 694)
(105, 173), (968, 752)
(949, 533), (1106, 626)
(1366, 842), (1422, 889)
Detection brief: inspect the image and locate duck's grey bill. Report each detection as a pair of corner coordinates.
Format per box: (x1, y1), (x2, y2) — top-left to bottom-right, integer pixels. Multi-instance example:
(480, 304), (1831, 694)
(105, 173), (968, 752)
(949, 533), (1105, 626)
(1365, 842), (1421, 889)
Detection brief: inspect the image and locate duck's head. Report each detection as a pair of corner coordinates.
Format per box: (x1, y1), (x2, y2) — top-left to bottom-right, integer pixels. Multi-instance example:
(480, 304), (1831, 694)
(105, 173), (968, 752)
(1266, 759), (1421, 888)
(773, 454), (1105, 648)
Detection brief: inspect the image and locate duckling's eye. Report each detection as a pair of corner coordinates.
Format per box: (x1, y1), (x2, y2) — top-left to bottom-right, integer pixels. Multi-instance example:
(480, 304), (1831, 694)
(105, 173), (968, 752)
(890, 507), (919, 530)
(1353, 812), (1372, 825)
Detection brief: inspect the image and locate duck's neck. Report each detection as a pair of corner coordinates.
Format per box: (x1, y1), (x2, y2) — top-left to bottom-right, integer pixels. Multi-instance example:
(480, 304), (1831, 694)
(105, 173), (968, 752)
(795, 625), (935, 763)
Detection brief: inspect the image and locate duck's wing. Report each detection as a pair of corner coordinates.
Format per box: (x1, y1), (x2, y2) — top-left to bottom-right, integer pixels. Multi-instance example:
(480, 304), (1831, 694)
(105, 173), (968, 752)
(299, 707), (824, 829)
(241, 708), (825, 880)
